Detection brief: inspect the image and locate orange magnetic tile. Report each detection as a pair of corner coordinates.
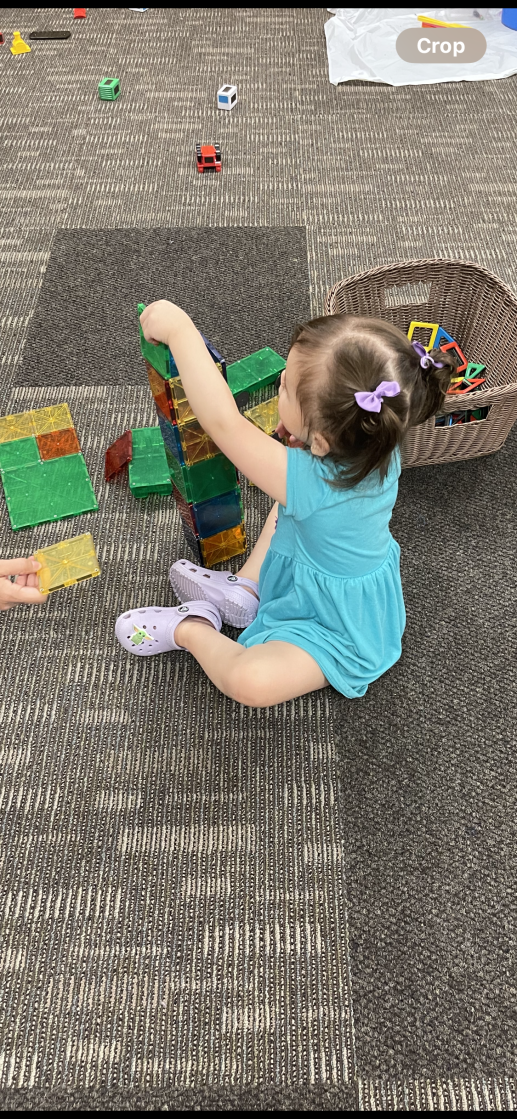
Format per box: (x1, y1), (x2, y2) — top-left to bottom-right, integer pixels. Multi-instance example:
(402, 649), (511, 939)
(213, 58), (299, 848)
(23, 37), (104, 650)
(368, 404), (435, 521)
(200, 522), (247, 568)
(37, 427), (81, 460)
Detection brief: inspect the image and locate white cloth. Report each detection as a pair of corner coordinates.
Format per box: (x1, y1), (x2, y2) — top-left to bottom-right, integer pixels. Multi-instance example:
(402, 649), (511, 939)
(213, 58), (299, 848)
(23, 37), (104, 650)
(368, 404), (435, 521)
(325, 8), (517, 86)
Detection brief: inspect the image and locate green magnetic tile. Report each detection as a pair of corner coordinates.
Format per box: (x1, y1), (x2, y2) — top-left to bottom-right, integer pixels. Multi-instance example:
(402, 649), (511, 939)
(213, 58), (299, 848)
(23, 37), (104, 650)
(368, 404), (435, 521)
(131, 427), (165, 449)
(129, 444), (172, 495)
(0, 436), (40, 472)
(226, 347), (285, 396)
(129, 481), (172, 498)
(166, 447), (187, 499)
(138, 304), (171, 379)
(1, 454), (98, 531)
(182, 453), (238, 505)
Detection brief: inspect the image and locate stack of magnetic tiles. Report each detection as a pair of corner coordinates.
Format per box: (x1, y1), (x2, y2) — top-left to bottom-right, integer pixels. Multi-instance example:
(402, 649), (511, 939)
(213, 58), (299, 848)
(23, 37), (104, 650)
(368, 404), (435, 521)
(138, 304), (285, 568)
(0, 403), (98, 530)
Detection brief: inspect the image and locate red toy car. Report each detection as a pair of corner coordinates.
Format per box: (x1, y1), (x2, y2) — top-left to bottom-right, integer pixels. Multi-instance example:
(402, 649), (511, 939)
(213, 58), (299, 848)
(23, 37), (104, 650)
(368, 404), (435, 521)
(195, 142), (221, 173)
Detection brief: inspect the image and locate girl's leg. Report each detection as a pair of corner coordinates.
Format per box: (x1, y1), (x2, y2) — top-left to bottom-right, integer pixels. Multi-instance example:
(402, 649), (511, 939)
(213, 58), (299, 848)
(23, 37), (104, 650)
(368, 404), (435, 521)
(174, 617), (328, 707)
(237, 502), (278, 587)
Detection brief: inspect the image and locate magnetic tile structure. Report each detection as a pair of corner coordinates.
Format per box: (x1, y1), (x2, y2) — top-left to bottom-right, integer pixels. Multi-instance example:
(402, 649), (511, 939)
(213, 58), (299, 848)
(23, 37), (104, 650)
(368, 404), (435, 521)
(34, 533), (101, 594)
(0, 404), (98, 531)
(138, 304), (287, 567)
(104, 428), (172, 497)
(139, 305), (248, 568)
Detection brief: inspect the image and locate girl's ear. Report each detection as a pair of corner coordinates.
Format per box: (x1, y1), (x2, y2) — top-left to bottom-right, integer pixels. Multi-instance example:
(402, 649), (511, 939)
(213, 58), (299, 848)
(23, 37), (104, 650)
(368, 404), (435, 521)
(310, 431), (330, 458)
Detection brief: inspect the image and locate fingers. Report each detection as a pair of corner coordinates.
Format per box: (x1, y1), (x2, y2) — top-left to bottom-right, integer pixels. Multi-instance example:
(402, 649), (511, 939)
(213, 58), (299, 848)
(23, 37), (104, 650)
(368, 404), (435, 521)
(0, 581), (47, 609)
(0, 557), (41, 578)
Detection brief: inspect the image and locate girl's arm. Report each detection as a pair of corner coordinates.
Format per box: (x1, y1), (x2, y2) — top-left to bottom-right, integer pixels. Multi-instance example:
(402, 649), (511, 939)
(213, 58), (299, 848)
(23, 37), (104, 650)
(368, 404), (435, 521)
(141, 300), (288, 506)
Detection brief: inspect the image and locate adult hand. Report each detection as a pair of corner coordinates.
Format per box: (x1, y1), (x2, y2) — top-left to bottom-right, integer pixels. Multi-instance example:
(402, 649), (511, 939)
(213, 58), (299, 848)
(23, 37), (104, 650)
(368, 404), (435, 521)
(0, 557), (47, 611)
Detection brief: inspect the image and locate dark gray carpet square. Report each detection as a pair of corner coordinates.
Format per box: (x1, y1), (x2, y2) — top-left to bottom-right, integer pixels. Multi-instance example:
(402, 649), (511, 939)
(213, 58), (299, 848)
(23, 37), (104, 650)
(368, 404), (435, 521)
(16, 227), (310, 388)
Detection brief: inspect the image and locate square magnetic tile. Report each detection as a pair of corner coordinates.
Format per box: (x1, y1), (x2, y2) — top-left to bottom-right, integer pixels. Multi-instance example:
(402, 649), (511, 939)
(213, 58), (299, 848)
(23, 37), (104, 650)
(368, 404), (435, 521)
(2, 454), (98, 530)
(34, 532), (101, 594)
(0, 436), (40, 472)
(37, 427), (81, 460)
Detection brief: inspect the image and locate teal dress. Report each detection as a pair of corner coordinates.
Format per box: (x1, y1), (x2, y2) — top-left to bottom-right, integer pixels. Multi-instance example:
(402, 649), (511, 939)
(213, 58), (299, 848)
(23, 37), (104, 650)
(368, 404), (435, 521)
(237, 446), (406, 698)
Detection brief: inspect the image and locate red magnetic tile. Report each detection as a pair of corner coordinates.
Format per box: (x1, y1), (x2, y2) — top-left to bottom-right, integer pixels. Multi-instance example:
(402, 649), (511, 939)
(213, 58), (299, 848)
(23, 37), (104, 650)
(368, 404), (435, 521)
(105, 430), (133, 481)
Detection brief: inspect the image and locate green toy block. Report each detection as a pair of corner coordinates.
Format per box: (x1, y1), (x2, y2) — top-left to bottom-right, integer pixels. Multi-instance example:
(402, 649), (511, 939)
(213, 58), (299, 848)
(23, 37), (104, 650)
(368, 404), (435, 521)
(0, 436), (40, 473)
(1, 454), (98, 531)
(131, 426), (165, 449)
(137, 304), (171, 380)
(99, 78), (121, 101)
(166, 445), (188, 499)
(168, 452), (238, 505)
(226, 347), (286, 396)
(128, 429), (172, 498)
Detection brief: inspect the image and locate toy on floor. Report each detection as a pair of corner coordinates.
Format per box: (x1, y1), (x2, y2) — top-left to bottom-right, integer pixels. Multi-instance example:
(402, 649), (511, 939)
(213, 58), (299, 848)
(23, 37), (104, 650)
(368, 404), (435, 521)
(29, 30), (72, 39)
(407, 321), (490, 428)
(217, 84), (237, 110)
(195, 142), (221, 173)
(10, 31), (31, 55)
(33, 532), (100, 594)
(0, 33), (5, 45)
(0, 403), (98, 531)
(105, 427), (172, 497)
(98, 78), (120, 101)
(73, 8), (87, 17)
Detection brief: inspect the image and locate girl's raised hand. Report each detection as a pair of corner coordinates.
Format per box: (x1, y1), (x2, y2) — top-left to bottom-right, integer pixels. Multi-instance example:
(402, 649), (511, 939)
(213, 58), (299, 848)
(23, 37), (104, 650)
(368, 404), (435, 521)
(275, 421), (306, 449)
(140, 300), (187, 347)
(0, 557), (47, 611)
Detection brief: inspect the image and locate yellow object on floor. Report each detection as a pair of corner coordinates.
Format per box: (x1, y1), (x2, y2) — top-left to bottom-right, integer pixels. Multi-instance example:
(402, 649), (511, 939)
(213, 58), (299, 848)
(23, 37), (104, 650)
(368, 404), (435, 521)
(10, 31), (31, 55)
(34, 533), (101, 594)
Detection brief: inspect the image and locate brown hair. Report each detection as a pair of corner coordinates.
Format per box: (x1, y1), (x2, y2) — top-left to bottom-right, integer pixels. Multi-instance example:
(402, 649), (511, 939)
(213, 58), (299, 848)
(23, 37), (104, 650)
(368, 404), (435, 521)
(291, 314), (459, 488)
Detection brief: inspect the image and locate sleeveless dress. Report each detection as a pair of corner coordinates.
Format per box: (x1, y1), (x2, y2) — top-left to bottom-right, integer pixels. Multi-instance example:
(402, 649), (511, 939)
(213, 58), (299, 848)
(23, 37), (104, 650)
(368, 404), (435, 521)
(237, 446), (406, 698)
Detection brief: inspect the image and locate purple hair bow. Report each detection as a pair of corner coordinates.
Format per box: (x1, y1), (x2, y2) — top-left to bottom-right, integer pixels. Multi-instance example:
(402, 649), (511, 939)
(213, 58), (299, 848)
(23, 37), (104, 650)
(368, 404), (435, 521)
(354, 380), (401, 414)
(412, 340), (444, 370)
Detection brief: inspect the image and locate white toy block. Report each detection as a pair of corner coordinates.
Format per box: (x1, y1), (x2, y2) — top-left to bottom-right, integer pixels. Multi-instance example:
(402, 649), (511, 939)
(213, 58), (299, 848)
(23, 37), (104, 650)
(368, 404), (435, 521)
(217, 84), (238, 110)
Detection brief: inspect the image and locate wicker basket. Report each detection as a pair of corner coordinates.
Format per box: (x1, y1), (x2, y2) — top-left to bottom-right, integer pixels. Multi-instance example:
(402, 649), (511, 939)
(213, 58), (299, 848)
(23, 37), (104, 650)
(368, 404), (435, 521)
(324, 259), (517, 468)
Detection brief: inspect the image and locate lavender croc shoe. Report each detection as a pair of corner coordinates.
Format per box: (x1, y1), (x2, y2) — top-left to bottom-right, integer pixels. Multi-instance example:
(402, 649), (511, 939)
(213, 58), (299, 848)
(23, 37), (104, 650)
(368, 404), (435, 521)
(169, 559), (259, 629)
(115, 601), (222, 656)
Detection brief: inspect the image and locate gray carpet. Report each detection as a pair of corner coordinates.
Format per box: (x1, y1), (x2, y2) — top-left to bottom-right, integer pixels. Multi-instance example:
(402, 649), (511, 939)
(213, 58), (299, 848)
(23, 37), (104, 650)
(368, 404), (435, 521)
(1, 6), (517, 1112)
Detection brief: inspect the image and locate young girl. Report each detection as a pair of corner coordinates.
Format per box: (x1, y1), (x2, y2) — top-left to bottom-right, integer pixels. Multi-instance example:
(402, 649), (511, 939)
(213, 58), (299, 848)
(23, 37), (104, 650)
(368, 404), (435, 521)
(115, 302), (455, 707)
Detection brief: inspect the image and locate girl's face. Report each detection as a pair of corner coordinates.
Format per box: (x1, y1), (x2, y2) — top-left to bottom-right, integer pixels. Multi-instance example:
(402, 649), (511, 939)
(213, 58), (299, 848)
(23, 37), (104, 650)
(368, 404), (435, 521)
(277, 349), (308, 444)
(278, 348), (329, 457)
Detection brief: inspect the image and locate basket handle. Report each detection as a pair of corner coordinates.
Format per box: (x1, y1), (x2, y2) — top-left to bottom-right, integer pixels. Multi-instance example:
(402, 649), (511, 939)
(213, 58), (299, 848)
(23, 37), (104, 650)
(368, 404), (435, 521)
(441, 379), (517, 413)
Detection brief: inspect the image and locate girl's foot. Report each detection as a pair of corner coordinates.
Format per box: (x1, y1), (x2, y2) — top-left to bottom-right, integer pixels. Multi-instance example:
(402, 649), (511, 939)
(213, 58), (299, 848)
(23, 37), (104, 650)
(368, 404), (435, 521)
(169, 559), (259, 629)
(115, 601), (222, 656)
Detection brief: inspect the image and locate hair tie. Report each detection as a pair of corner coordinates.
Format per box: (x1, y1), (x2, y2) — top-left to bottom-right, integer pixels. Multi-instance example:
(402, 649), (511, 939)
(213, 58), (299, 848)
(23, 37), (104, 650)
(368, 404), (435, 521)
(412, 339), (444, 371)
(354, 380), (401, 414)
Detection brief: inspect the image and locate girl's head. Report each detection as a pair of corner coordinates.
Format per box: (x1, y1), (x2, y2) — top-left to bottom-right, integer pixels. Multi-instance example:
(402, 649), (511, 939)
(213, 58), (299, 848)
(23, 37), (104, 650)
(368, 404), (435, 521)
(278, 314), (458, 487)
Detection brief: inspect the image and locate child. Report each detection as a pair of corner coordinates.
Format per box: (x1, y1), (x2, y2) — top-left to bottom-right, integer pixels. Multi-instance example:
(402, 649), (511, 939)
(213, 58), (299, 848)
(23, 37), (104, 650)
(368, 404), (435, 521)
(115, 302), (456, 707)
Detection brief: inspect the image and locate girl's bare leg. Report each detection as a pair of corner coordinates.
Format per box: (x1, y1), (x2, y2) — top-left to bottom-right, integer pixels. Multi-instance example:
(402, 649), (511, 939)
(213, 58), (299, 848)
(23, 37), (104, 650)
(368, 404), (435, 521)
(174, 617), (328, 707)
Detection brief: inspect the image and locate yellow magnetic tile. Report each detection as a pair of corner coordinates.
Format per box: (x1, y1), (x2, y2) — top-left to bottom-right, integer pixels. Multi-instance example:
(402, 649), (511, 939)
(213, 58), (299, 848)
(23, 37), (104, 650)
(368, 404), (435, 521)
(31, 403), (74, 436)
(169, 378), (195, 424)
(34, 532), (101, 594)
(200, 523), (247, 568)
(179, 421), (220, 465)
(244, 395), (279, 436)
(0, 411), (36, 444)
